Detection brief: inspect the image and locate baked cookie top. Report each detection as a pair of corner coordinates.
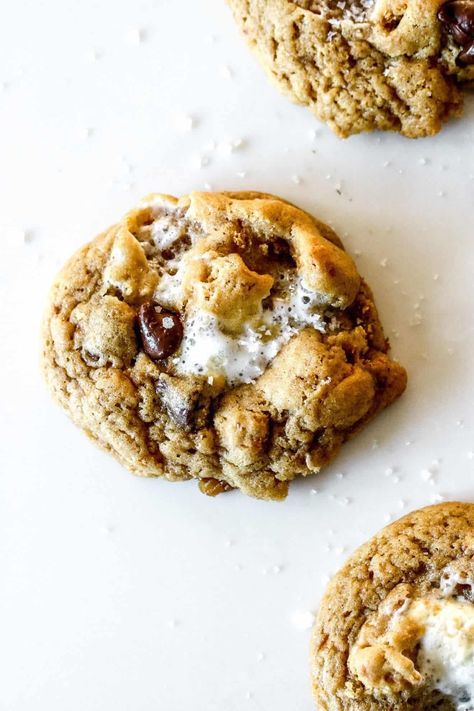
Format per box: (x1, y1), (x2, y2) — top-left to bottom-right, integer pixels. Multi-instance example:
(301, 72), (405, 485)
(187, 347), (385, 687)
(42, 191), (406, 500)
(311, 502), (474, 709)
(227, 0), (474, 138)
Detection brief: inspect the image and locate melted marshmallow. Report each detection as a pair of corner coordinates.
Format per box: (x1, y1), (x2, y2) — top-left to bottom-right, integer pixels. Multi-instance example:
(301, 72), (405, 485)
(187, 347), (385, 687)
(173, 273), (327, 385)
(150, 218), (330, 385)
(412, 598), (474, 709)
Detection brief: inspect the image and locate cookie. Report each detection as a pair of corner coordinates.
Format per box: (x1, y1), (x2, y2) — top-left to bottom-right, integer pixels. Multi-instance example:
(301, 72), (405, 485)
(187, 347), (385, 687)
(227, 0), (474, 138)
(42, 191), (406, 500)
(311, 502), (474, 709)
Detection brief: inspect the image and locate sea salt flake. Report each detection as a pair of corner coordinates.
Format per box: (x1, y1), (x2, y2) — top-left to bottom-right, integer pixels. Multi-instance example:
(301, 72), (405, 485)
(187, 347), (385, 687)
(290, 609), (314, 630)
(126, 27), (144, 45)
(219, 64), (233, 79)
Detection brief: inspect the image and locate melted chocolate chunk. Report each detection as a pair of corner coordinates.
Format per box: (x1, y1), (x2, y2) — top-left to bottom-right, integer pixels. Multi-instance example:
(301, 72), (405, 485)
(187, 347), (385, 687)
(438, 0), (474, 65)
(137, 303), (183, 360)
(157, 374), (214, 431)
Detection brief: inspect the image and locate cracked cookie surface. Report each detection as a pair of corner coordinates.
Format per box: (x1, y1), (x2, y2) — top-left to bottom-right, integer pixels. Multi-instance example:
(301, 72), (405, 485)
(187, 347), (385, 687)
(311, 502), (474, 709)
(227, 0), (474, 137)
(42, 191), (406, 500)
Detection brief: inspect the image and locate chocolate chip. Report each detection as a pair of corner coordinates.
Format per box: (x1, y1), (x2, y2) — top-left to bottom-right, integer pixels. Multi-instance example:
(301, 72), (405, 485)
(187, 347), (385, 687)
(156, 374), (216, 431)
(438, 0), (474, 65)
(137, 303), (183, 360)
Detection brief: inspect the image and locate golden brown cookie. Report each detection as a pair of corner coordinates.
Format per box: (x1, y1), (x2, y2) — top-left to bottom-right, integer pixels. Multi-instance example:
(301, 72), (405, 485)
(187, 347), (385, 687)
(42, 191), (406, 500)
(227, 0), (474, 138)
(311, 502), (474, 709)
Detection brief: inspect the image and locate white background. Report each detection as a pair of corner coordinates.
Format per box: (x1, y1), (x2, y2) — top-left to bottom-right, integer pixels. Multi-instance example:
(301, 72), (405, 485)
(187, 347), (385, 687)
(1, 1), (474, 709)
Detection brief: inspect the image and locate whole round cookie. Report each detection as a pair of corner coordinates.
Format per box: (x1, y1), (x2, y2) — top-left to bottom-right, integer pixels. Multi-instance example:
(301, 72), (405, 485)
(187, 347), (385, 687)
(227, 0), (474, 138)
(311, 502), (474, 709)
(42, 191), (406, 500)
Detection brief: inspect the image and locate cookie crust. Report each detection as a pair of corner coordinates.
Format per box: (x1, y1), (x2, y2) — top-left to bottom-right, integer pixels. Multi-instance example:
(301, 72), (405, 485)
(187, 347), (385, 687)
(42, 191), (406, 500)
(311, 502), (474, 709)
(227, 0), (474, 137)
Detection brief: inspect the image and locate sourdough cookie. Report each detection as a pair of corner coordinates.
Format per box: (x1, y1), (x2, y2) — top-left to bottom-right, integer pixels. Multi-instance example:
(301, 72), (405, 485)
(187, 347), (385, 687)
(311, 502), (474, 709)
(42, 191), (406, 500)
(227, 0), (474, 138)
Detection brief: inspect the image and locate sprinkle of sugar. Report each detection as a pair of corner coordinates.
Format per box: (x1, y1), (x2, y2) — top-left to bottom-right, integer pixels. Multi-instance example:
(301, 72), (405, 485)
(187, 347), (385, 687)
(468, 451), (474, 460)
(433, 273), (439, 281)
(418, 157), (428, 165)
(272, 565), (282, 574)
(290, 609), (315, 631)
(22, 229), (34, 244)
(236, 170), (247, 178)
(203, 182), (213, 191)
(384, 513), (392, 523)
(257, 652), (265, 662)
(245, 691), (253, 701)
(167, 619), (178, 628)
(430, 493), (445, 504)
(310, 488), (319, 495)
(291, 175), (301, 185)
(162, 316), (174, 330)
(380, 257), (388, 267)
(385, 467), (394, 476)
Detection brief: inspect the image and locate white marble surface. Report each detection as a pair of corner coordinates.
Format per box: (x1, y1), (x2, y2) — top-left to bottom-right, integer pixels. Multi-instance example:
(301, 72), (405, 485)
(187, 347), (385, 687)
(1, 1), (474, 709)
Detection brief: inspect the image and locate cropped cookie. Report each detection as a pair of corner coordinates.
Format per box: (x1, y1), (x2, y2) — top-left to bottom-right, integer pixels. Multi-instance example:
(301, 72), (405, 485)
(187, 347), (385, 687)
(311, 502), (474, 709)
(42, 191), (406, 500)
(227, 0), (474, 137)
